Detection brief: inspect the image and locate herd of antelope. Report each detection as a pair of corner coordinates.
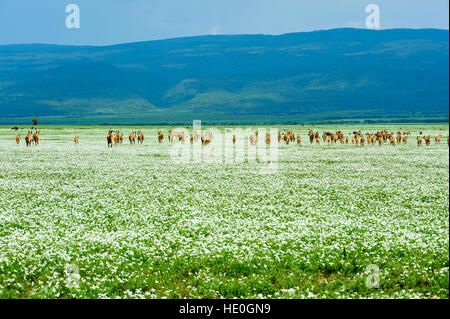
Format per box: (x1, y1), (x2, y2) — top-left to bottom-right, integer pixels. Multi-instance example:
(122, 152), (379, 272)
(11, 127), (449, 148)
(15, 129), (40, 147)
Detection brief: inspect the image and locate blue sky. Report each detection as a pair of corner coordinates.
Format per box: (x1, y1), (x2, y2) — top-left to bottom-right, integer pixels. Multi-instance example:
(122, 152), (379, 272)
(0, 0), (448, 45)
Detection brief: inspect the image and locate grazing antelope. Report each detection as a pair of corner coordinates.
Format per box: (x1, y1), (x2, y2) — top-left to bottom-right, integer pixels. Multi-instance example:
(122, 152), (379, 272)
(417, 136), (422, 146)
(283, 133), (290, 145)
(360, 136), (365, 146)
(158, 131), (164, 143)
(129, 131), (136, 145)
(435, 136), (441, 144)
(15, 135), (20, 144)
(107, 130), (114, 148)
(74, 136), (79, 144)
(137, 131), (144, 144)
(423, 136), (431, 146)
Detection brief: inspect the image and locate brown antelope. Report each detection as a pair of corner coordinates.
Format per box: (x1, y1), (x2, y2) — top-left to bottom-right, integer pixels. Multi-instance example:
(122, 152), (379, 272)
(390, 137), (395, 146)
(315, 136), (321, 144)
(107, 130), (114, 148)
(417, 136), (422, 146)
(360, 136), (365, 146)
(265, 134), (271, 145)
(232, 135), (236, 144)
(297, 135), (302, 145)
(423, 136), (431, 146)
(25, 131), (33, 147)
(32, 130), (40, 146)
(308, 130), (314, 144)
(283, 133), (290, 145)
(402, 136), (408, 145)
(435, 136), (441, 144)
(249, 132), (258, 146)
(277, 132), (281, 143)
(74, 136), (79, 144)
(201, 133), (212, 145)
(158, 131), (164, 143)
(168, 130), (173, 142)
(378, 136), (384, 146)
(129, 131), (136, 145)
(137, 131), (144, 144)
(396, 132), (402, 144)
(15, 135), (20, 144)
(345, 137), (349, 144)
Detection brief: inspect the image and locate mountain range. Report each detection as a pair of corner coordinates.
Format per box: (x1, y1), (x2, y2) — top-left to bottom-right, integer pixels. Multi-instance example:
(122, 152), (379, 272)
(0, 28), (448, 125)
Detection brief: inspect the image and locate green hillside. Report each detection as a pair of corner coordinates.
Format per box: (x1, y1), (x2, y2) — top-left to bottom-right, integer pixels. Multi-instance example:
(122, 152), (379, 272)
(0, 28), (448, 124)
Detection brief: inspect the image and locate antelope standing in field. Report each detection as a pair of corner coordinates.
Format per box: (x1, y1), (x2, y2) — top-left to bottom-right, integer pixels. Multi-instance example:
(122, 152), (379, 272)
(201, 133), (212, 145)
(32, 130), (40, 146)
(25, 131), (33, 147)
(297, 135), (302, 145)
(129, 131), (136, 145)
(396, 132), (402, 144)
(158, 131), (164, 143)
(265, 134), (271, 145)
(423, 136), (431, 146)
(74, 136), (79, 144)
(15, 135), (20, 144)
(435, 136), (441, 144)
(345, 136), (349, 144)
(360, 136), (365, 146)
(137, 131), (144, 144)
(107, 130), (114, 148)
(416, 136), (422, 146)
(232, 135), (236, 144)
(249, 131), (258, 146)
(277, 132), (281, 143)
(402, 136), (408, 145)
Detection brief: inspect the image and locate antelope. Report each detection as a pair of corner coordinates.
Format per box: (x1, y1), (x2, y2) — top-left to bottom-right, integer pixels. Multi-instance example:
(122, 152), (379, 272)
(277, 132), (281, 143)
(297, 135), (302, 145)
(201, 133), (212, 145)
(232, 135), (236, 144)
(32, 130), (40, 146)
(423, 136), (431, 146)
(129, 131), (136, 145)
(396, 132), (402, 144)
(137, 131), (144, 144)
(345, 137), (349, 144)
(360, 136), (365, 146)
(390, 137), (395, 146)
(417, 136), (422, 146)
(107, 130), (114, 148)
(158, 131), (164, 143)
(25, 131), (33, 147)
(74, 136), (79, 144)
(265, 134), (271, 145)
(435, 136), (441, 144)
(402, 136), (408, 145)
(249, 132), (258, 146)
(15, 135), (20, 144)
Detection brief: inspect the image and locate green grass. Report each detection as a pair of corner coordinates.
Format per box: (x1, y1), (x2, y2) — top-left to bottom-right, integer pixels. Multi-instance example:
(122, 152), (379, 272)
(0, 124), (448, 299)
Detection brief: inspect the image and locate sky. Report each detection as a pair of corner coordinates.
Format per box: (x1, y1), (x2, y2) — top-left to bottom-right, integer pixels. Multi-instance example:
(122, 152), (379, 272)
(0, 0), (448, 45)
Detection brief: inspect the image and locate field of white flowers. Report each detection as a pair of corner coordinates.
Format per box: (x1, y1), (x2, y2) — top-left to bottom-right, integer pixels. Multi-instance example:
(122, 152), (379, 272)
(0, 124), (448, 299)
